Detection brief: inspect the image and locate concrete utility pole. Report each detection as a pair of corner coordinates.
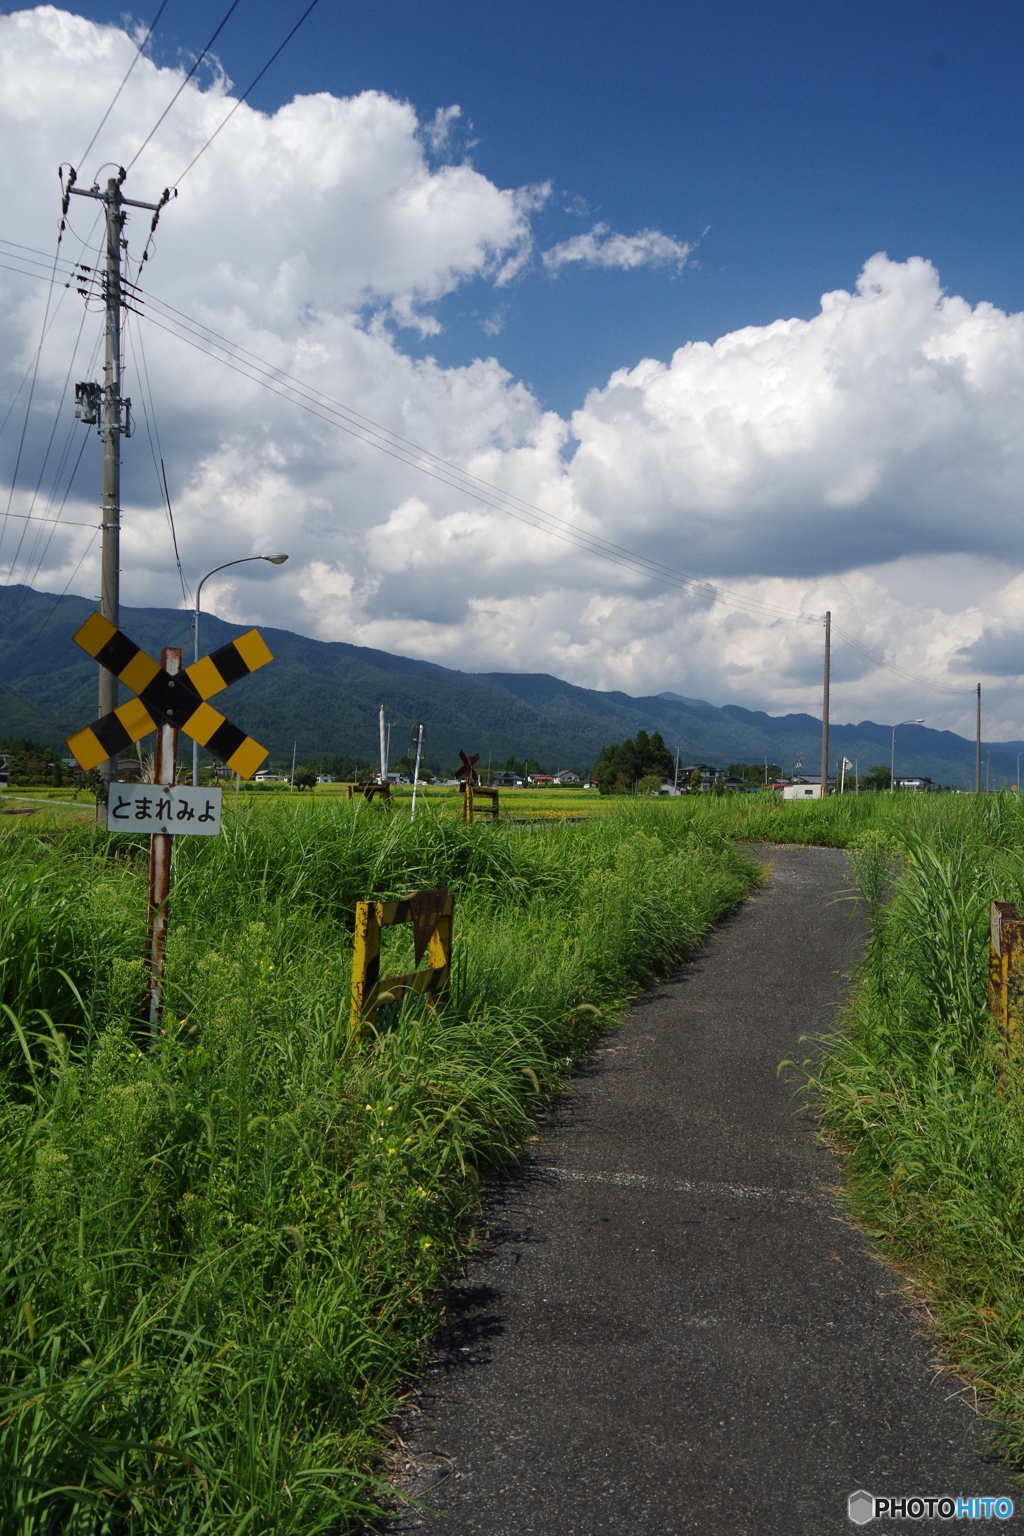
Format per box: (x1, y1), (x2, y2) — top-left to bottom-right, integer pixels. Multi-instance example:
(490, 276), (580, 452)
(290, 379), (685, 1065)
(819, 610), (831, 798)
(976, 684), (982, 793)
(69, 170), (168, 788)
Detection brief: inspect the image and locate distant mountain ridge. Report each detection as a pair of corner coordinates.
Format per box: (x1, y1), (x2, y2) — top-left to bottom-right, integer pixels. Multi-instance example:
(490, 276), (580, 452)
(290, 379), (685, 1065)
(0, 585), (1016, 787)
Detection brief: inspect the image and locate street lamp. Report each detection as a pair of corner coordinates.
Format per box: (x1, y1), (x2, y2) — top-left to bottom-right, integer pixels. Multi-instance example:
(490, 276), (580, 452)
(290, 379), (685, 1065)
(890, 718), (925, 792)
(192, 554), (288, 786)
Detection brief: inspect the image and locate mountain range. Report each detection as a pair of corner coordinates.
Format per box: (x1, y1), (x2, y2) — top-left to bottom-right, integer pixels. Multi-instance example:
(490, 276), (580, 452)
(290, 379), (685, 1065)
(0, 585), (1016, 788)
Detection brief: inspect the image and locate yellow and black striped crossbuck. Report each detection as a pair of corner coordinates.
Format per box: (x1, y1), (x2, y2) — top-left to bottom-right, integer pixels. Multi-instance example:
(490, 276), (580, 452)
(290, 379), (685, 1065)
(66, 612), (273, 779)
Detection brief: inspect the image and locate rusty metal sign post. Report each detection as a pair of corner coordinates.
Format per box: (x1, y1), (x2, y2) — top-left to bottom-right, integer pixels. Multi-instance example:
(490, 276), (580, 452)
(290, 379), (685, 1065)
(457, 749), (498, 823)
(65, 611), (274, 1037)
(146, 648), (179, 1034)
(989, 901), (1024, 1065)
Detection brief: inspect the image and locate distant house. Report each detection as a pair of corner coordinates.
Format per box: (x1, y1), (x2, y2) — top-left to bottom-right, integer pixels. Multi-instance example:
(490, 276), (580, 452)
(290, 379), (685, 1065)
(677, 765), (727, 792)
(528, 774), (555, 786)
(491, 770), (522, 787)
(552, 770), (580, 785)
(316, 774), (334, 784)
(783, 773), (838, 799)
(896, 776), (934, 791)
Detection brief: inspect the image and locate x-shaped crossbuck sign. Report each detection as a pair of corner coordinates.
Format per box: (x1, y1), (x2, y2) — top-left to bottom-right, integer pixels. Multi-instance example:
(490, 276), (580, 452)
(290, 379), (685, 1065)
(456, 750), (480, 784)
(66, 612), (272, 780)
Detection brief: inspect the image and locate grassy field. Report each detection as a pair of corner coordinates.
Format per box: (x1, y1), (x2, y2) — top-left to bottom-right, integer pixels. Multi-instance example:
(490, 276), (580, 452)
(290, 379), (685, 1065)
(0, 797), (756, 1533)
(796, 792), (1024, 1469)
(8, 783), (1024, 1511)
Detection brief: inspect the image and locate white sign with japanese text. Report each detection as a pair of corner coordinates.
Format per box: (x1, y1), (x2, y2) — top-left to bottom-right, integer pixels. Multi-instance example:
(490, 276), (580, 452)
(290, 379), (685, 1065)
(106, 785), (222, 835)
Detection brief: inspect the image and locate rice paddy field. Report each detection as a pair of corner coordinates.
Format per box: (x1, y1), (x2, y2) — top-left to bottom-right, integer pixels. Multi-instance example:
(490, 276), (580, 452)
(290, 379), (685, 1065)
(7, 785), (1024, 1526)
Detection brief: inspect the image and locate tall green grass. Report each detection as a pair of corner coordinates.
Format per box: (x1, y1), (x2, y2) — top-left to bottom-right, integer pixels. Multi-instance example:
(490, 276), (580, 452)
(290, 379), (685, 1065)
(0, 800), (754, 1532)
(809, 793), (1024, 1464)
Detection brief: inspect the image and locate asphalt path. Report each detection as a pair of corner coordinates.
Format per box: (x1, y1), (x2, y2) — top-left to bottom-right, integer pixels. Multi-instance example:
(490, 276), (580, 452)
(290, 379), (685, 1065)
(388, 845), (1021, 1534)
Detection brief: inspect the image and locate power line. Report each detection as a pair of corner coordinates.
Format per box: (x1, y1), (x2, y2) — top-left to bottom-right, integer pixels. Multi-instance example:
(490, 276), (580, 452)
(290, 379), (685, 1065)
(4, 519), (100, 668)
(831, 624), (976, 696)
(1, 325), (105, 631)
(130, 291), (812, 623)
(0, 509), (95, 530)
(125, 288), (998, 699)
(0, 235), (66, 572)
(170, 0), (325, 188)
(0, 223), (105, 608)
(141, 296), (994, 700)
(125, 0), (242, 173)
(78, 0), (172, 172)
(124, 307), (192, 606)
(0, 243), (987, 701)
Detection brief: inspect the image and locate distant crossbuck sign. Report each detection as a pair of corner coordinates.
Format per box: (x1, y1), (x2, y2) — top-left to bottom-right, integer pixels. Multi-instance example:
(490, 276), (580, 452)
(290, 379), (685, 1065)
(106, 784), (222, 835)
(65, 612), (272, 780)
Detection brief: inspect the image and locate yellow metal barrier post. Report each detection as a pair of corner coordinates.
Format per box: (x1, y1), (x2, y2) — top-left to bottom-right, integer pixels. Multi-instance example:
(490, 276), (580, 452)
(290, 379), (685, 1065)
(989, 900), (1024, 1056)
(350, 888), (454, 1032)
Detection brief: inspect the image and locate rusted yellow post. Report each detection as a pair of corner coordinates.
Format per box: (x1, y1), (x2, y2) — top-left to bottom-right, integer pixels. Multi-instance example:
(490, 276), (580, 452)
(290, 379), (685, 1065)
(428, 893), (454, 982)
(989, 900), (1024, 1055)
(350, 899), (382, 1030)
(349, 890), (454, 1033)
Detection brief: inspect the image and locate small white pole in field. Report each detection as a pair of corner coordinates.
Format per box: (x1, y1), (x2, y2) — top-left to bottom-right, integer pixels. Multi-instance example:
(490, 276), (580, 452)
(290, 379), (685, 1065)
(379, 704), (387, 785)
(411, 721), (426, 819)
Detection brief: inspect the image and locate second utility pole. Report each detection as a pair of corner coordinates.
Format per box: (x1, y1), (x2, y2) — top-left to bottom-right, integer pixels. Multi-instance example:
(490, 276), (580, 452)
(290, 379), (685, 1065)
(820, 610), (831, 798)
(976, 683), (982, 793)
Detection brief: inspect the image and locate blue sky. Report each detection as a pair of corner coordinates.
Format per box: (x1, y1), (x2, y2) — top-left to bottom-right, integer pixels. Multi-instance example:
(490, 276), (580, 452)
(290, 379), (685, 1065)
(4, 2), (1024, 740)
(65, 0), (1024, 413)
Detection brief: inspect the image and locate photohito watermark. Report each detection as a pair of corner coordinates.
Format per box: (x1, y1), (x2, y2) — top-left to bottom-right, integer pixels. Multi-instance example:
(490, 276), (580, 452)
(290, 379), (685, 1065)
(849, 1492), (1014, 1523)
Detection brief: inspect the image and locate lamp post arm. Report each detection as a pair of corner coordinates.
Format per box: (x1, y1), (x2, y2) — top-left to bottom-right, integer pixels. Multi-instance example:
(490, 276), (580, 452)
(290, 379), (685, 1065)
(191, 555), (276, 785)
(196, 554), (266, 615)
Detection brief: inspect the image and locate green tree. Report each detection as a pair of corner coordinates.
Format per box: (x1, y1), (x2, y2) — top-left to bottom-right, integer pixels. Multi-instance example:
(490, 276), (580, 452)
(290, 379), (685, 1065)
(860, 764), (892, 792)
(293, 765), (317, 790)
(592, 731), (674, 794)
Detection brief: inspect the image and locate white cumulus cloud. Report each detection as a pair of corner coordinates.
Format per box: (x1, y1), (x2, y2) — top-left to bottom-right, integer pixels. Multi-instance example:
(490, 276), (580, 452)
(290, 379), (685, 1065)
(542, 222), (694, 273)
(2, 8), (1024, 743)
